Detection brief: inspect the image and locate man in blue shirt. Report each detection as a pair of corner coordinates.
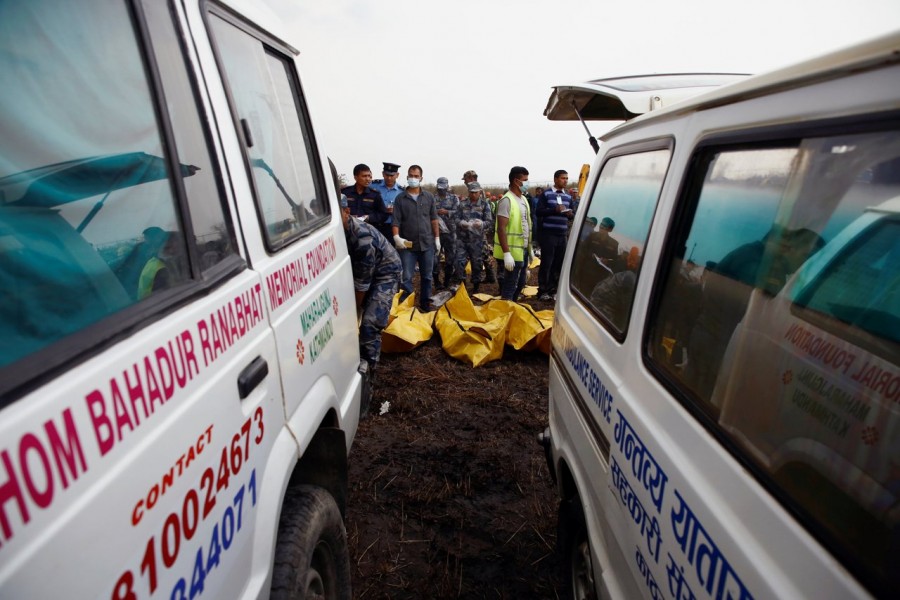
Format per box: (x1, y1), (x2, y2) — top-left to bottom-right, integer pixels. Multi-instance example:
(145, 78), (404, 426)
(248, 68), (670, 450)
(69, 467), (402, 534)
(370, 161), (404, 240)
(341, 163), (389, 227)
(535, 170), (574, 300)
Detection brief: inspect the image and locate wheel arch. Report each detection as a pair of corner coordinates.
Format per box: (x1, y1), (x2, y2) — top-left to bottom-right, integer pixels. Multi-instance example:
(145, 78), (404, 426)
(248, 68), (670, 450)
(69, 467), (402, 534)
(288, 410), (349, 515)
(556, 454), (579, 504)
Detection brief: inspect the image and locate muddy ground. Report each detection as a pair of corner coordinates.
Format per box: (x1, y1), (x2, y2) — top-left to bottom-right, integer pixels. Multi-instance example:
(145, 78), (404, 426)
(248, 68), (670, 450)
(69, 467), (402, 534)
(344, 277), (562, 599)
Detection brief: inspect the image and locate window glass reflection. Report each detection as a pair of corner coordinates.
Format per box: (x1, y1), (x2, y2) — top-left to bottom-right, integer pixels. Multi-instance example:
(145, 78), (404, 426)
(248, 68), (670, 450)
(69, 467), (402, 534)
(570, 149), (670, 333)
(209, 15), (328, 250)
(649, 132), (900, 589)
(0, 0), (188, 368)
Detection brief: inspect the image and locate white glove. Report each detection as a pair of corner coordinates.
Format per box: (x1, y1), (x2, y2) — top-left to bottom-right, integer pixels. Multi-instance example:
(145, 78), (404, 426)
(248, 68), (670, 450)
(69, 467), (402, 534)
(434, 237), (441, 254)
(393, 235), (409, 251)
(503, 251), (515, 271)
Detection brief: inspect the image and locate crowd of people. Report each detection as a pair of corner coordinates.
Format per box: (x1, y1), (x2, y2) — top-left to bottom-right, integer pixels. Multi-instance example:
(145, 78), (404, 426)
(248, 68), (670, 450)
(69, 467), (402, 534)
(339, 161), (585, 407)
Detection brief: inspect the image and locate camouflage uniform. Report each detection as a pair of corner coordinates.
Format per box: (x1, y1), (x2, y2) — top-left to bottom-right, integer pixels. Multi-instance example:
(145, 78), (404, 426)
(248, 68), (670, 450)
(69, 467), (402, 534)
(345, 216), (401, 367)
(461, 171), (496, 285)
(455, 195), (492, 287)
(432, 192), (461, 287)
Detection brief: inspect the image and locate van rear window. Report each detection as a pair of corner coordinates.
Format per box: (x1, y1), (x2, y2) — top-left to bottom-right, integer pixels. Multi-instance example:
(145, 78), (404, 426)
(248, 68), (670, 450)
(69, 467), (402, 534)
(648, 131), (900, 592)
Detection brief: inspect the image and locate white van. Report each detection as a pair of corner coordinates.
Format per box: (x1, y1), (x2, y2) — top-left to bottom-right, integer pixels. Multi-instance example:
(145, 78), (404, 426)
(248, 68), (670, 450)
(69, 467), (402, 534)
(0, 1), (362, 598)
(542, 33), (900, 599)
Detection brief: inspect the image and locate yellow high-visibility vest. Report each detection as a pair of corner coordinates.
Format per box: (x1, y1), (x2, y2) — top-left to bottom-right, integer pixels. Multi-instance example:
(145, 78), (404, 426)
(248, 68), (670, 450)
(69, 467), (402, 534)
(137, 257), (166, 299)
(493, 191), (531, 261)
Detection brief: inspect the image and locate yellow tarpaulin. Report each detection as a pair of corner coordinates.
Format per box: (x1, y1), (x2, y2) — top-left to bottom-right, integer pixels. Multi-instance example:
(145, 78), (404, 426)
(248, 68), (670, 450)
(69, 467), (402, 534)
(433, 286), (553, 365)
(380, 287), (553, 361)
(381, 292), (435, 353)
(472, 292), (499, 302)
(479, 298), (553, 354)
(434, 288), (510, 367)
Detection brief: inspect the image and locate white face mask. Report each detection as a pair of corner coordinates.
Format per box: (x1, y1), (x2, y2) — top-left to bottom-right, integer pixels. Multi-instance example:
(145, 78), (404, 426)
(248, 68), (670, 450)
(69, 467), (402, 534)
(519, 180), (530, 193)
(407, 177), (421, 188)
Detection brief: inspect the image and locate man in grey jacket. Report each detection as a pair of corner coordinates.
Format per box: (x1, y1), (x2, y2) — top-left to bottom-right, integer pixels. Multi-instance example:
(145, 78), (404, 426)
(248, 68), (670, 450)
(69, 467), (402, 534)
(391, 164), (440, 311)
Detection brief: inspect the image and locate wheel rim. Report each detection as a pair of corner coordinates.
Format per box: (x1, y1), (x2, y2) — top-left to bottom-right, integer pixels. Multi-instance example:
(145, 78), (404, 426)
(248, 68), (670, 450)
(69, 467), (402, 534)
(305, 541), (336, 600)
(304, 569), (324, 600)
(570, 537), (595, 600)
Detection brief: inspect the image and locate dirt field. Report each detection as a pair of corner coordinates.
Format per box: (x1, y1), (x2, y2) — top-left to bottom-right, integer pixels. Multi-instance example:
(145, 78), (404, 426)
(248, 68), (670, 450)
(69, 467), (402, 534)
(344, 282), (562, 599)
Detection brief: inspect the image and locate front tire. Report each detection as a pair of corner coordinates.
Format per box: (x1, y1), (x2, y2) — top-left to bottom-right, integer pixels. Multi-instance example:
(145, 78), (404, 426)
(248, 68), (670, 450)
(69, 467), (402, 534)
(271, 485), (352, 600)
(558, 495), (596, 600)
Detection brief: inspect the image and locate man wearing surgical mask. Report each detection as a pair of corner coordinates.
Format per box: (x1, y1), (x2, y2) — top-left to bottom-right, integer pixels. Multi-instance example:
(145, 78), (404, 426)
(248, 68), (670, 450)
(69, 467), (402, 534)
(391, 164), (440, 311)
(493, 165), (534, 301)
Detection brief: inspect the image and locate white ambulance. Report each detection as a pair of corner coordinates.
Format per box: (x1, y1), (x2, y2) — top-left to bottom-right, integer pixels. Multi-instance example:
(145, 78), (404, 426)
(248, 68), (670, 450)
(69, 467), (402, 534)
(0, 0), (363, 598)
(542, 32), (900, 599)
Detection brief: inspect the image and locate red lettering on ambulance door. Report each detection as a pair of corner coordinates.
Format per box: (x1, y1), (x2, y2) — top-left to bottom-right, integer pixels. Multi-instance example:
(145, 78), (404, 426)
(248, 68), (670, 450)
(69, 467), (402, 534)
(44, 408), (87, 489)
(86, 389), (115, 456)
(197, 318), (213, 367)
(0, 410), (89, 546)
(0, 449), (29, 544)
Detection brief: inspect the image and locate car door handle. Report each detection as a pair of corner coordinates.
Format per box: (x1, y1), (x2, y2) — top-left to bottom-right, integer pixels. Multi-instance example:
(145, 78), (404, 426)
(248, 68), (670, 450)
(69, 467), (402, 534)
(237, 356), (268, 399)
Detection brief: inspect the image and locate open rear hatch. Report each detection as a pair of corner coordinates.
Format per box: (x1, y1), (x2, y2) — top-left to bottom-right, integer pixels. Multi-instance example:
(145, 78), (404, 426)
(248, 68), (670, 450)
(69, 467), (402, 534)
(544, 73), (749, 151)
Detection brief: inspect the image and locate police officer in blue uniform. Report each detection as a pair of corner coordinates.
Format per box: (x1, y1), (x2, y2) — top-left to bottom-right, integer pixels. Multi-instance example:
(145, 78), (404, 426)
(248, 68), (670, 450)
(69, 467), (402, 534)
(340, 194), (401, 415)
(370, 161), (404, 240)
(341, 163), (389, 227)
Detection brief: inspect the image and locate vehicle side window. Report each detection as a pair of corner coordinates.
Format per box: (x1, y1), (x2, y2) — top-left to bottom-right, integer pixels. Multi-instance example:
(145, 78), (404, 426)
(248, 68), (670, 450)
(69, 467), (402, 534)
(569, 149), (670, 335)
(208, 12), (329, 251)
(142, 0), (237, 272)
(648, 132), (900, 591)
(0, 0), (194, 370)
(652, 147), (800, 401)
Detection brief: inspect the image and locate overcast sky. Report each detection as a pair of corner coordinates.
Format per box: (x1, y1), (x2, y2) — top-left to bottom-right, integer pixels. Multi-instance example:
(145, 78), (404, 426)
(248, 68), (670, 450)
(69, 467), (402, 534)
(267, 0), (899, 187)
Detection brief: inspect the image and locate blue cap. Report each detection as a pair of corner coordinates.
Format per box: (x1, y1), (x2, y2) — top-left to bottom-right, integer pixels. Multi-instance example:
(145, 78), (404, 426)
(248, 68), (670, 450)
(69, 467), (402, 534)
(600, 217), (615, 229)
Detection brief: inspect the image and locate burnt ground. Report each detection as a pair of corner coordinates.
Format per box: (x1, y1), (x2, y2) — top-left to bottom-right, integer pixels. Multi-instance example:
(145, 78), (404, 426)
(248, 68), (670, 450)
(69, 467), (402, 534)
(345, 274), (562, 599)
